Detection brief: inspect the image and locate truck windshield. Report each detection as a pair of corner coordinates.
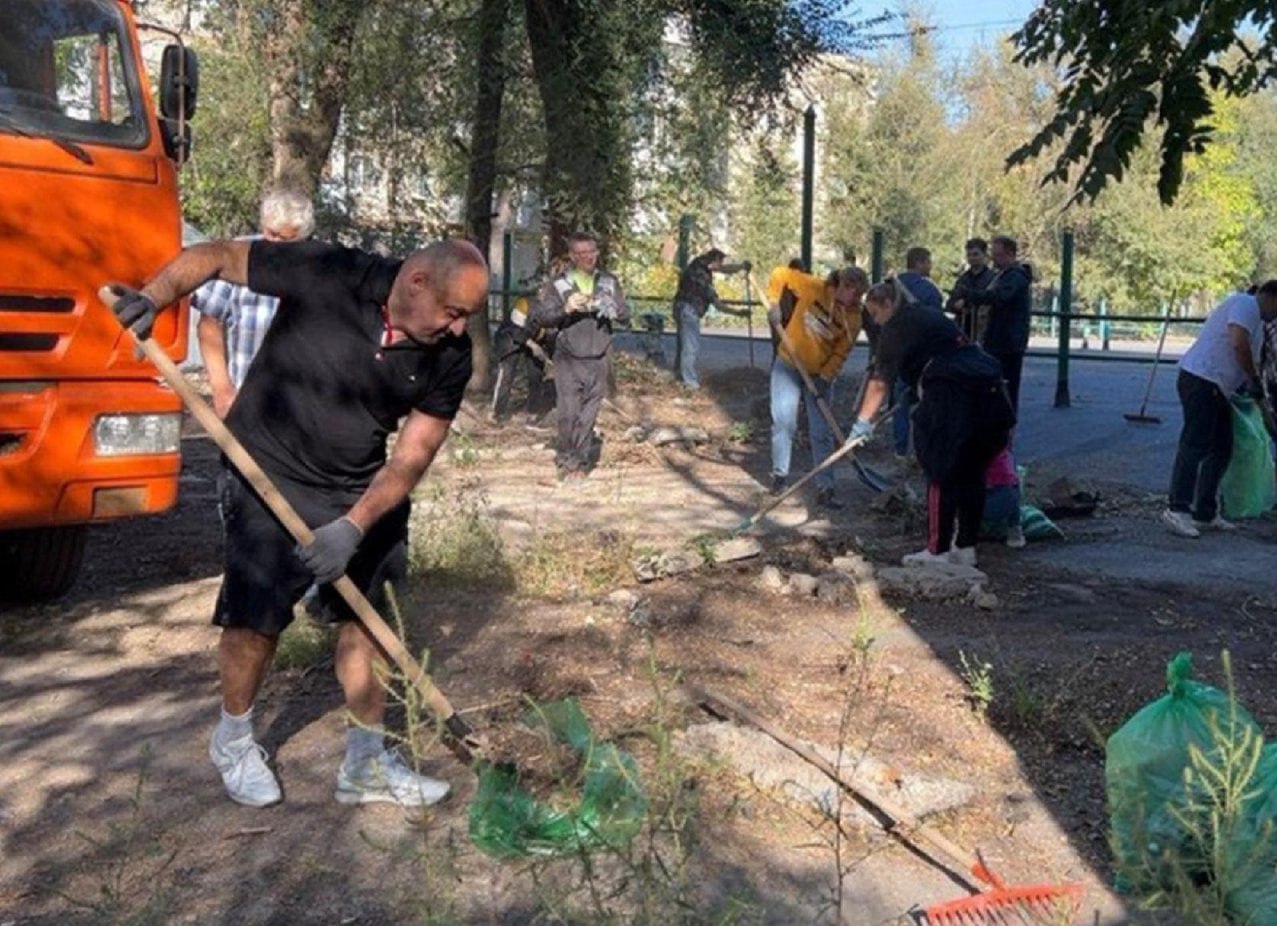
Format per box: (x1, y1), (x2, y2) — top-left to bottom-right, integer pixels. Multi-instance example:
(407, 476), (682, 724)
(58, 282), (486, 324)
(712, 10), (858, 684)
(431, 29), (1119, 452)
(0, 0), (148, 148)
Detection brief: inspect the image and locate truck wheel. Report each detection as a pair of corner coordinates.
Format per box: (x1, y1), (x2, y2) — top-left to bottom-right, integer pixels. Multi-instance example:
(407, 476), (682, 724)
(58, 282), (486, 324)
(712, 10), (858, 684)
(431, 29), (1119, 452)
(0, 526), (88, 601)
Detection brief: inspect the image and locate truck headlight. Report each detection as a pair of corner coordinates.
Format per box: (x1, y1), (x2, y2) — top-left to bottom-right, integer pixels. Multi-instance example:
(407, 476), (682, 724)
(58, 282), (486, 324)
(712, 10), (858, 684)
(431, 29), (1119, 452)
(93, 413), (182, 456)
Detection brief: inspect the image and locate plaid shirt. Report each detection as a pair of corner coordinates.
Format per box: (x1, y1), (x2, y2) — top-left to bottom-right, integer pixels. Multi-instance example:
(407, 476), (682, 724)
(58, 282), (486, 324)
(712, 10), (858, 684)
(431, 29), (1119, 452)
(191, 277), (279, 388)
(1262, 317), (1277, 395)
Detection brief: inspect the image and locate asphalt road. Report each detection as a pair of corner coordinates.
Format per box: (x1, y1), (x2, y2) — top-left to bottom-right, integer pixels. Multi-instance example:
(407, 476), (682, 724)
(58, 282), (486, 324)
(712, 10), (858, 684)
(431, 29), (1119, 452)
(616, 327), (1192, 494)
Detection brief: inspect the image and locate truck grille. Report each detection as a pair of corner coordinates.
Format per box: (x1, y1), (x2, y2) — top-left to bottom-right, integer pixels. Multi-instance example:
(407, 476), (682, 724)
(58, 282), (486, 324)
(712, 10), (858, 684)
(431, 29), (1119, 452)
(0, 295), (75, 313)
(0, 334), (60, 351)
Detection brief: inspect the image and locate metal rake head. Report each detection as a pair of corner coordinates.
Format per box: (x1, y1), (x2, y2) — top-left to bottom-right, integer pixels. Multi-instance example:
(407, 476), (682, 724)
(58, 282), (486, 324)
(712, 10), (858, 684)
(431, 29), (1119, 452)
(925, 881), (1084, 926)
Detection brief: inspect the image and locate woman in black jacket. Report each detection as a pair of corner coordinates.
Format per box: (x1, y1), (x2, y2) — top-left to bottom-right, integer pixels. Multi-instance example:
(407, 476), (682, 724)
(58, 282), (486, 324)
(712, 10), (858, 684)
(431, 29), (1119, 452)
(850, 279), (1016, 566)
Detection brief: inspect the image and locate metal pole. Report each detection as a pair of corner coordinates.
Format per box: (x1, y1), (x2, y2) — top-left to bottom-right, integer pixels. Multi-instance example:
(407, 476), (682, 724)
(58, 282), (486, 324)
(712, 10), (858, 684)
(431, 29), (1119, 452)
(1055, 229), (1074, 408)
(871, 227), (885, 283)
(677, 214), (693, 271)
(744, 272), (755, 369)
(501, 229), (513, 321)
(801, 105), (815, 272)
(1100, 296), (1110, 351)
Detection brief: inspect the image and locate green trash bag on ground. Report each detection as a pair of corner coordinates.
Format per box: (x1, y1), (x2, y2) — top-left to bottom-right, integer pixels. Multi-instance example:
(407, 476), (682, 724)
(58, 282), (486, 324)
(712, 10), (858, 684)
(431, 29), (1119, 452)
(1223, 743), (1277, 926)
(1106, 653), (1264, 894)
(1221, 396), (1276, 519)
(1020, 504), (1064, 540)
(468, 698), (648, 859)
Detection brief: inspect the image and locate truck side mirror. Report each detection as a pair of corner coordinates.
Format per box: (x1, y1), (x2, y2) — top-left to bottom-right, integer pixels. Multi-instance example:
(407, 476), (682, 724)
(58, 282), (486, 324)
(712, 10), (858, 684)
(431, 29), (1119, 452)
(159, 44), (199, 120)
(160, 118), (192, 165)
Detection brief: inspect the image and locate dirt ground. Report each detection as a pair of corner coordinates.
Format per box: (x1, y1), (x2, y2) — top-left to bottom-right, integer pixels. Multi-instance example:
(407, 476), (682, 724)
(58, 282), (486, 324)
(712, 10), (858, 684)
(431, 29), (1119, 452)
(3, 353), (1277, 925)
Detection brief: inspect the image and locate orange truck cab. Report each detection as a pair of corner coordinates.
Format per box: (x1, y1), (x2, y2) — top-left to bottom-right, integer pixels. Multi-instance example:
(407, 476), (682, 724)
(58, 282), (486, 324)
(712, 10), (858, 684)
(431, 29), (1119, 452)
(0, 0), (197, 599)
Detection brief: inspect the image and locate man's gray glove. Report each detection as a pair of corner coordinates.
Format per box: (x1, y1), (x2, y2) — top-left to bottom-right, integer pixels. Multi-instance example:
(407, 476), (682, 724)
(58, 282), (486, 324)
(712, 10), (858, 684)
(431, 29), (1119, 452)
(106, 284), (159, 340)
(766, 307), (782, 329)
(297, 516), (363, 583)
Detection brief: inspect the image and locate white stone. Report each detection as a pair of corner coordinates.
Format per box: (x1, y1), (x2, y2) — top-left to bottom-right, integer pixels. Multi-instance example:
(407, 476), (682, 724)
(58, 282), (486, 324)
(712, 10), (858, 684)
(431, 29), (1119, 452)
(712, 537), (762, 563)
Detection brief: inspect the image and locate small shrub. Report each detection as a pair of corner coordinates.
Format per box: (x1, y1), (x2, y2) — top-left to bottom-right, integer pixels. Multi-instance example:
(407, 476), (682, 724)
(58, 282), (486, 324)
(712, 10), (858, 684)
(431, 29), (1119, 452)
(274, 609), (335, 670)
(410, 480), (513, 589)
(958, 650), (994, 719)
(514, 527), (638, 599)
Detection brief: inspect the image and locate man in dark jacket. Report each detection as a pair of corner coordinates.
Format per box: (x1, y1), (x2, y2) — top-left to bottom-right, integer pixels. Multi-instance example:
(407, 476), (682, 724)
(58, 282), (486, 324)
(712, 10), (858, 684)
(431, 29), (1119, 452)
(530, 232), (628, 480)
(963, 235), (1031, 414)
(945, 238), (996, 340)
(672, 248), (747, 389)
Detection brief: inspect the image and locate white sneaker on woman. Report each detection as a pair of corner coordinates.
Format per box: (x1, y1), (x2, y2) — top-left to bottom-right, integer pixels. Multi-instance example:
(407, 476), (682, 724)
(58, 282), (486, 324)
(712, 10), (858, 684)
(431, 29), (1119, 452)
(1160, 508), (1200, 538)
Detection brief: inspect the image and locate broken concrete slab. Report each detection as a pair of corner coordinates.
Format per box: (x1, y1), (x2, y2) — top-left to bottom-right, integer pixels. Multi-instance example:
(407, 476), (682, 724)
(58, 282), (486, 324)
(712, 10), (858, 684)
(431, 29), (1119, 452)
(649, 426), (710, 447)
(876, 563), (988, 601)
(759, 565), (786, 593)
(605, 588), (641, 609)
(632, 549), (702, 582)
(816, 571), (861, 606)
(830, 554), (875, 581)
(787, 572), (819, 597)
(677, 720), (976, 828)
(710, 537), (762, 564)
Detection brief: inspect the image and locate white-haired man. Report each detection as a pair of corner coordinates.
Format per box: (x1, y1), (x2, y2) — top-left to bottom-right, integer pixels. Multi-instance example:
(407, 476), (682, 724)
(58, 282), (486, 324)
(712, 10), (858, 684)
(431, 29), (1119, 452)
(193, 187), (315, 417)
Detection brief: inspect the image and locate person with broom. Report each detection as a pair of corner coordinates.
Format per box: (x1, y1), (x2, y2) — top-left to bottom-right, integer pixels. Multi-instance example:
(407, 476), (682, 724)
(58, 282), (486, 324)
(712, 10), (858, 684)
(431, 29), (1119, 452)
(105, 236), (488, 809)
(848, 278), (1015, 566)
(1161, 280), (1277, 538)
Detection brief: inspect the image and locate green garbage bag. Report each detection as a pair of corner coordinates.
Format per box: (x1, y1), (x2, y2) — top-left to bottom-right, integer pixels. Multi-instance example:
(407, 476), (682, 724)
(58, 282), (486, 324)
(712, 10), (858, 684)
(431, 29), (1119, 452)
(1106, 653), (1263, 894)
(1020, 504), (1064, 541)
(1220, 396), (1276, 519)
(1224, 743), (1277, 926)
(469, 698), (647, 859)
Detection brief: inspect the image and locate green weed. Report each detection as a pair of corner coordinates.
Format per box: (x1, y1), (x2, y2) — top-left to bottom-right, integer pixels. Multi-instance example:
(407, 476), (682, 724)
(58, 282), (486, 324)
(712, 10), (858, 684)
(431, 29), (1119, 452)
(958, 650), (994, 719)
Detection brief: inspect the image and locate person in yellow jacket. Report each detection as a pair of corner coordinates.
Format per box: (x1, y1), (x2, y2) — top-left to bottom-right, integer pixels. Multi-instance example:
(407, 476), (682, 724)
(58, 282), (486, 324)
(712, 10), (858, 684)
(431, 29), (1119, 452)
(767, 263), (869, 508)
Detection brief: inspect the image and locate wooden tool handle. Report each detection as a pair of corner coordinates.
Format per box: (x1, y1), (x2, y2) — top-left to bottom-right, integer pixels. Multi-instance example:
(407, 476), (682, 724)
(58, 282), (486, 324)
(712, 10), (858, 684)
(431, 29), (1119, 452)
(100, 287), (465, 737)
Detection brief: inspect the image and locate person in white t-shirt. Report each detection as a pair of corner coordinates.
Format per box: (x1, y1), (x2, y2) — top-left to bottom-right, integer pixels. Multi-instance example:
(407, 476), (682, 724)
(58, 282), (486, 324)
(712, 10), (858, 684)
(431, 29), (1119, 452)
(1162, 280), (1277, 537)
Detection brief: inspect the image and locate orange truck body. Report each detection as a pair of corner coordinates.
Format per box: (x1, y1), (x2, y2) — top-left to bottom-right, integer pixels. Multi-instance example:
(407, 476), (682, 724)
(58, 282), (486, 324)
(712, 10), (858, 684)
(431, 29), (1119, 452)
(0, 0), (188, 594)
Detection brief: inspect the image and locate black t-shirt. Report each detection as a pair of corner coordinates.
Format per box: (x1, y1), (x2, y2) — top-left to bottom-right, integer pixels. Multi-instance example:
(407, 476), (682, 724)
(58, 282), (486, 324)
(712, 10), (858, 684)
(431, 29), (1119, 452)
(227, 240), (472, 498)
(869, 302), (965, 389)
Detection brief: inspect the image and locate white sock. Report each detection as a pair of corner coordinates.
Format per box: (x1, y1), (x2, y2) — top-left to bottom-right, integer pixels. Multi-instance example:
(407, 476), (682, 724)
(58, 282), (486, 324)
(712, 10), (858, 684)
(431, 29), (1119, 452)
(346, 726), (385, 765)
(215, 706), (253, 745)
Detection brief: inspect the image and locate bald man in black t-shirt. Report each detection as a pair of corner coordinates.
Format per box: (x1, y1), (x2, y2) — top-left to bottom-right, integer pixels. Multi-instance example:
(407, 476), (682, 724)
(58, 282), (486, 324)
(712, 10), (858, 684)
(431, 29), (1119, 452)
(105, 237), (487, 811)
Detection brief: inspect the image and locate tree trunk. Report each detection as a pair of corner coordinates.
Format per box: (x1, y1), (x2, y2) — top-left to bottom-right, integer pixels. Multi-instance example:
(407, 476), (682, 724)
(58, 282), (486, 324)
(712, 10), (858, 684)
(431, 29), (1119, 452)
(462, 0), (510, 394)
(524, 0), (631, 256)
(261, 0), (366, 196)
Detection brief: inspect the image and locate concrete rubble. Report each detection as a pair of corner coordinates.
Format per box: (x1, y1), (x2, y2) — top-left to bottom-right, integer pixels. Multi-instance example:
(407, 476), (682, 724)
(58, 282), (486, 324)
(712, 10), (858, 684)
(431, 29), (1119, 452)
(876, 562), (990, 601)
(678, 720), (976, 828)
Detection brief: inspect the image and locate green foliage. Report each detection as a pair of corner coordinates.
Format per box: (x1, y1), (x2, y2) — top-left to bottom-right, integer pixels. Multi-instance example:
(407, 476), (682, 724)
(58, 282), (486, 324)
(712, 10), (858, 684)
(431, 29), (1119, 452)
(1011, 0), (1277, 205)
(181, 42), (271, 236)
(409, 480), (513, 590)
(958, 650), (994, 719)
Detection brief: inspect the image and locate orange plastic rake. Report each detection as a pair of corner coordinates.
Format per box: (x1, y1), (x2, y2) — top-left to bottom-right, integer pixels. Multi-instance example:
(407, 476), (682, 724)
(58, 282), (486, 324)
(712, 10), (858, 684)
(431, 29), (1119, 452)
(924, 861), (1084, 925)
(689, 685), (1086, 926)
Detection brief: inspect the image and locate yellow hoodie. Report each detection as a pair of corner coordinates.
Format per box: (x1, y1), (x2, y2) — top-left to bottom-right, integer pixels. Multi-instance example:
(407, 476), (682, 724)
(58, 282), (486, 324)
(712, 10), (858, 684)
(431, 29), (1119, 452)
(767, 266), (861, 380)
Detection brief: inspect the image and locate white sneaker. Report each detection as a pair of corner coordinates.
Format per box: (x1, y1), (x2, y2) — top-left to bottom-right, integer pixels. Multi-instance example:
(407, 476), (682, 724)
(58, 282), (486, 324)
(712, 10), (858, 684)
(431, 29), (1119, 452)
(210, 733), (282, 808)
(1160, 508), (1201, 538)
(1005, 525), (1026, 549)
(902, 548), (951, 567)
(948, 546), (978, 567)
(335, 749), (450, 807)
(1193, 515), (1238, 532)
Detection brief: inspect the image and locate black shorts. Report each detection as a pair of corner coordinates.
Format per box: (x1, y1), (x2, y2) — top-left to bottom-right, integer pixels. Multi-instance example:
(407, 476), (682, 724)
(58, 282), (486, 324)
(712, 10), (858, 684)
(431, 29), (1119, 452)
(213, 467), (409, 636)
